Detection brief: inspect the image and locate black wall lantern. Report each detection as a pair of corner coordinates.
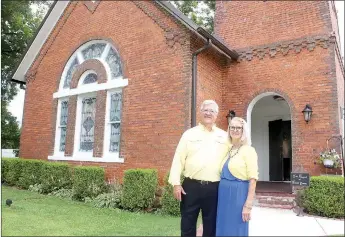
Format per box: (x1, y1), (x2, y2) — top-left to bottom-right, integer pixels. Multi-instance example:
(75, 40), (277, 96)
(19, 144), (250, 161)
(302, 104), (313, 123)
(226, 110), (236, 125)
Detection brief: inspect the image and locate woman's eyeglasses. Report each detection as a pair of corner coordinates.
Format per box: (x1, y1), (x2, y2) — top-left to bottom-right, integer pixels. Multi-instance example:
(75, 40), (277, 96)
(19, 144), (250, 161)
(229, 126), (243, 131)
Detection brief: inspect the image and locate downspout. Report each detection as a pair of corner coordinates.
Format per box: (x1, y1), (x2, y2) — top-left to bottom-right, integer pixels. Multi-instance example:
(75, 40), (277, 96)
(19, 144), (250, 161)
(191, 39), (211, 127)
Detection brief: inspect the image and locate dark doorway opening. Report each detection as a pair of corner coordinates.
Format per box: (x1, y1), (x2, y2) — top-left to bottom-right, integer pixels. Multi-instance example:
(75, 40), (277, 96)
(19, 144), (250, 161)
(268, 120), (292, 181)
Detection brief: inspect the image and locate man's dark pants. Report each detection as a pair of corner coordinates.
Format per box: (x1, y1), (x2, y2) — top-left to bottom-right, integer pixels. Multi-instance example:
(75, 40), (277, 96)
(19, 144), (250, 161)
(180, 177), (219, 237)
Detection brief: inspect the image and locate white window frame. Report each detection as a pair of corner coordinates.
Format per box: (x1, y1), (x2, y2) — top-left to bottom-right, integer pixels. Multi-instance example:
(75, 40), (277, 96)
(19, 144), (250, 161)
(103, 89), (124, 162)
(49, 40), (127, 163)
(53, 98), (69, 157)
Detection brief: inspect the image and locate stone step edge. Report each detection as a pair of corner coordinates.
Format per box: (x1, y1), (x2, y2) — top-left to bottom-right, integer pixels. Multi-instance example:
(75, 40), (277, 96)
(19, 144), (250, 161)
(254, 203), (294, 209)
(255, 192), (295, 197)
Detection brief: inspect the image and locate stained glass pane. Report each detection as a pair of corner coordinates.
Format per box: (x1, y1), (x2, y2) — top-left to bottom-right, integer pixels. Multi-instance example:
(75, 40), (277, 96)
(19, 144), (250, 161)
(106, 47), (122, 79)
(63, 58), (79, 88)
(59, 127), (67, 152)
(110, 92), (122, 122)
(109, 123), (121, 152)
(83, 73), (98, 84)
(82, 43), (106, 60)
(80, 97), (96, 152)
(60, 101), (68, 126)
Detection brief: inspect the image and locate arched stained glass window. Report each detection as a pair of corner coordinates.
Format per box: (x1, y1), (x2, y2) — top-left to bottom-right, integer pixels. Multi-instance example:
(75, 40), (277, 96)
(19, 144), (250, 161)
(60, 40), (123, 90)
(52, 40), (127, 163)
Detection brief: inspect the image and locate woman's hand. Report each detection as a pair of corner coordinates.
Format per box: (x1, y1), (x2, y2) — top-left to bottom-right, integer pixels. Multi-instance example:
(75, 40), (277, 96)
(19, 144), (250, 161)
(242, 205), (252, 222)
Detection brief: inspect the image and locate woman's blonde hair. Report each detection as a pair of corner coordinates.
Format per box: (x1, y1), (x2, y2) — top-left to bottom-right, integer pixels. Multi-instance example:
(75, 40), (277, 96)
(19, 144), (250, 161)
(228, 117), (252, 146)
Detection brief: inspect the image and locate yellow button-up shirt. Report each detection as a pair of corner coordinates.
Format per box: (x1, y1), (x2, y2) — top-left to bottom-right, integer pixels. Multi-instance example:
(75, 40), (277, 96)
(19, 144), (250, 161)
(168, 123), (230, 186)
(226, 145), (259, 180)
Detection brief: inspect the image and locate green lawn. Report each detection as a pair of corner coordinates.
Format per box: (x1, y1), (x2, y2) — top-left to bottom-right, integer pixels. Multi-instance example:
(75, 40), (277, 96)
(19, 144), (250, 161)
(1, 186), (181, 236)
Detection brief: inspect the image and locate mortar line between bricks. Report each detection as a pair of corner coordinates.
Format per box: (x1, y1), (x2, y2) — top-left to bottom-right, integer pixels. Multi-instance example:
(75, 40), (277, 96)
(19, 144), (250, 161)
(315, 217), (327, 236)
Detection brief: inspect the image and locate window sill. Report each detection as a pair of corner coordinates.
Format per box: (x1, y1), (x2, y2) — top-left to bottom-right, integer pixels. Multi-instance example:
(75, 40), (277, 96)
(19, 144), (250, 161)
(48, 155), (124, 163)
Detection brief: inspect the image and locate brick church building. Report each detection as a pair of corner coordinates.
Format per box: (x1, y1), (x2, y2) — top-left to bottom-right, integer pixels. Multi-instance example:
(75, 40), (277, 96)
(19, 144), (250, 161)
(13, 1), (344, 189)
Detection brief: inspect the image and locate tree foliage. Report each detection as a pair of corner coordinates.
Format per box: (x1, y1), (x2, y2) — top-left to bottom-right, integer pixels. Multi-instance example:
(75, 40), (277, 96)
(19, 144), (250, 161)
(170, 1), (215, 33)
(1, 1), (51, 148)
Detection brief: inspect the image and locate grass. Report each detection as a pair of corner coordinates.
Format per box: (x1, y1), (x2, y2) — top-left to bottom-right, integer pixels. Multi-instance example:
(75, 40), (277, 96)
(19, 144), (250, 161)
(1, 186), (181, 236)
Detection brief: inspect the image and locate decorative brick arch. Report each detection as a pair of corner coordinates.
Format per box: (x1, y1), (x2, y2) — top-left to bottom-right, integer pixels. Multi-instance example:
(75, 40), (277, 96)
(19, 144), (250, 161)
(245, 88), (298, 184)
(245, 88), (296, 122)
(70, 59), (107, 89)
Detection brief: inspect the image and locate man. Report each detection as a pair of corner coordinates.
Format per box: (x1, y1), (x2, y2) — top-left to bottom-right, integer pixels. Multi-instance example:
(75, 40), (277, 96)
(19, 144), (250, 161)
(168, 100), (230, 237)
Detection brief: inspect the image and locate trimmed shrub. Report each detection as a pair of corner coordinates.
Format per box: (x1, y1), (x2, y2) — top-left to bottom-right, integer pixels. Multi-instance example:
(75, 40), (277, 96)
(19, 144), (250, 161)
(121, 169), (158, 211)
(2, 158), (24, 186)
(40, 162), (72, 193)
(17, 159), (45, 189)
(301, 176), (344, 218)
(1, 158), (8, 183)
(72, 166), (106, 201)
(161, 172), (184, 216)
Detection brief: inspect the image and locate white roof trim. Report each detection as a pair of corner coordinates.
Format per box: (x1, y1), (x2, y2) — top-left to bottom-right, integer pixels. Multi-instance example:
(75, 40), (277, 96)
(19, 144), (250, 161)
(12, 1), (70, 82)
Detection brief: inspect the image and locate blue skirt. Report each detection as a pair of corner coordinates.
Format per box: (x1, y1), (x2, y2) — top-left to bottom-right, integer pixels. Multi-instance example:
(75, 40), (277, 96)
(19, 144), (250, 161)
(216, 159), (249, 236)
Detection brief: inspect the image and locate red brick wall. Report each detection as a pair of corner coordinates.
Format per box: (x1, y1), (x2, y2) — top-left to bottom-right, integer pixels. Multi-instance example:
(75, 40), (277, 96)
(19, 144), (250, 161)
(20, 1), (194, 183)
(223, 47), (340, 175)
(215, 1), (332, 49)
(216, 1), (342, 175)
(192, 36), (228, 130)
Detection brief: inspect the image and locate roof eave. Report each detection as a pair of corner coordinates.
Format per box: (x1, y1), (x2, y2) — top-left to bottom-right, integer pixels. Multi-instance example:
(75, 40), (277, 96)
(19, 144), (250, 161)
(156, 1), (239, 60)
(11, 0), (59, 84)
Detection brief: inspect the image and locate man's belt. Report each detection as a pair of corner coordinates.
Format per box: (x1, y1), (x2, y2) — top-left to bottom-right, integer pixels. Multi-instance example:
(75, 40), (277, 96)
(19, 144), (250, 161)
(185, 177), (219, 185)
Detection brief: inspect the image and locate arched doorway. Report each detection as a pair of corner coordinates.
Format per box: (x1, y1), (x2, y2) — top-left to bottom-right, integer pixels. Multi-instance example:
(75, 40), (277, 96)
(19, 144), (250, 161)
(247, 92), (292, 192)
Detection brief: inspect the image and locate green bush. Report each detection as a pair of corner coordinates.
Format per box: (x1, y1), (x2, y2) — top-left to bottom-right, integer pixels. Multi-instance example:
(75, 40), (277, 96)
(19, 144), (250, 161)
(2, 158), (24, 186)
(17, 159), (45, 189)
(1, 158), (9, 183)
(121, 169), (158, 211)
(72, 166), (106, 201)
(161, 172), (184, 216)
(40, 162), (72, 193)
(301, 176), (344, 218)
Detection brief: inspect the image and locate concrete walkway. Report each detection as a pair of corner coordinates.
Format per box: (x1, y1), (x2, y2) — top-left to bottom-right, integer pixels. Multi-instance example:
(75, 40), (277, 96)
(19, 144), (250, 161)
(250, 206), (344, 236)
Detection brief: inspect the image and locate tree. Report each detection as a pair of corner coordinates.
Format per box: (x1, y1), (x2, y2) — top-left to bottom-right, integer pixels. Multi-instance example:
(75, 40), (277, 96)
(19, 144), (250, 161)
(1, 103), (20, 149)
(170, 1), (215, 33)
(1, 1), (51, 148)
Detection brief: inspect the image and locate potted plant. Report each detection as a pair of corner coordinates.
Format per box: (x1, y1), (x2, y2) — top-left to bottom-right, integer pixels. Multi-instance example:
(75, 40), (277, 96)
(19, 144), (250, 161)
(319, 149), (341, 168)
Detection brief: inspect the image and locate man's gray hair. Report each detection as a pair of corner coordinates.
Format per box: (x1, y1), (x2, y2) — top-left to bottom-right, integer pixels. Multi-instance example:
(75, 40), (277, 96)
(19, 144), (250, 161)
(200, 100), (219, 113)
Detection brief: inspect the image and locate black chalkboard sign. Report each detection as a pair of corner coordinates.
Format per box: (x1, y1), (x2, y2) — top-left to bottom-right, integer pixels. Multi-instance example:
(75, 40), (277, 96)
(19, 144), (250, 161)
(291, 172), (310, 186)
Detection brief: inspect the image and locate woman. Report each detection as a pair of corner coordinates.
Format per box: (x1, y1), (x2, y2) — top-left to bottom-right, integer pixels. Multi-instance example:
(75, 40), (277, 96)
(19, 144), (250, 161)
(216, 117), (259, 236)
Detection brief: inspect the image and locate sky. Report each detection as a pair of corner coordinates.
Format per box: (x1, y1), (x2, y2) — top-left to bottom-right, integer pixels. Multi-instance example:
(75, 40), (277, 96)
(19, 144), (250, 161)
(8, 1), (345, 127)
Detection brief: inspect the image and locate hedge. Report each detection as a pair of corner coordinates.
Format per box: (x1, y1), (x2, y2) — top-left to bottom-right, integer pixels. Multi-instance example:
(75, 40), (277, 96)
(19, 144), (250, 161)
(2, 158), (105, 201)
(121, 169), (158, 211)
(301, 176), (344, 218)
(161, 172), (184, 216)
(40, 162), (73, 193)
(72, 166), (106, 201)
(17, 159), (45, 189)
(1, 158), (23, 186)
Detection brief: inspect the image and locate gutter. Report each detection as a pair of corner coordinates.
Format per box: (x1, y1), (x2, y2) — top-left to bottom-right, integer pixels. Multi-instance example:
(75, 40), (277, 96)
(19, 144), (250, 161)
(192, 39), (212, 127)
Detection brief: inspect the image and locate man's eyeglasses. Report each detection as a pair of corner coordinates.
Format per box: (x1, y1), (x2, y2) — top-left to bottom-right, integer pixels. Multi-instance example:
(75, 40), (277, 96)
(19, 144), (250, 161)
(201, 109), (216, 114)
(229, 126), (243, 131)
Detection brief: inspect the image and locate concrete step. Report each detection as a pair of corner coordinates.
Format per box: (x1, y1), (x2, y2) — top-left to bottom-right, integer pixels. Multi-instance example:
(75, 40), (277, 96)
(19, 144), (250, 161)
(254, 193), (295, 209)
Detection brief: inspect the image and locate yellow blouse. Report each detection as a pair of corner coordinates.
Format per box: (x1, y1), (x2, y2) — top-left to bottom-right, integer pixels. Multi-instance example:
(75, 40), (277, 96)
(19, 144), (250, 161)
(225, 145), (259, 180)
